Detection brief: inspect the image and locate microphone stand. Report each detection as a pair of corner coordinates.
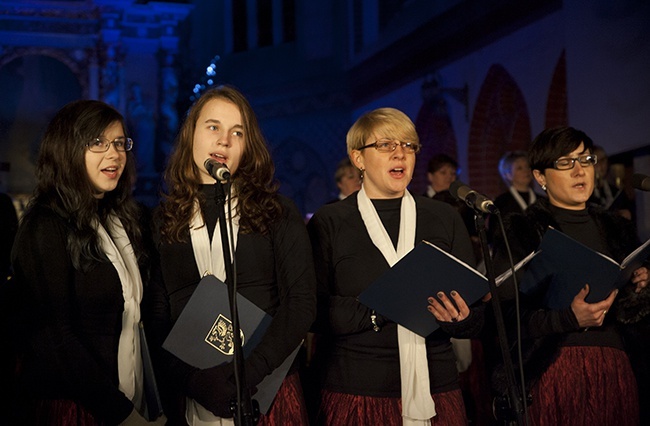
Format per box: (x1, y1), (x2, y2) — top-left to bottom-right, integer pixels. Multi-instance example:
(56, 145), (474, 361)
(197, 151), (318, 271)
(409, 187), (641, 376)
(213, 181), (259, 426)
(474, 213), (526, 425)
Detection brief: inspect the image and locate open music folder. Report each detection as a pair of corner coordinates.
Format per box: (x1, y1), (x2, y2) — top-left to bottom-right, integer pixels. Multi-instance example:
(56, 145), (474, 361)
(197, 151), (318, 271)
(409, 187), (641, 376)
(162, 275), (301, 414)
(519, 227), (650, 309)
(358, 240), (532, 337)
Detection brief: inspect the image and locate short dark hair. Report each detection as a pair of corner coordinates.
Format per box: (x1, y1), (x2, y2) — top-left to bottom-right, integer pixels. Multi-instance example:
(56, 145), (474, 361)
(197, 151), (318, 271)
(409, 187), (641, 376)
(528, 126), (594, 172)
(427, 153), (458, 174)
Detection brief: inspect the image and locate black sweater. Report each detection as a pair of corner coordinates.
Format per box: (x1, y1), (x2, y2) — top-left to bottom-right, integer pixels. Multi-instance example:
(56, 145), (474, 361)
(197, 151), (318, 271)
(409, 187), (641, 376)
(307, 193), (484, 397)
(9, 203), (138, 424)
(148, 192), (316, 416)
(490, 197), (641, 392)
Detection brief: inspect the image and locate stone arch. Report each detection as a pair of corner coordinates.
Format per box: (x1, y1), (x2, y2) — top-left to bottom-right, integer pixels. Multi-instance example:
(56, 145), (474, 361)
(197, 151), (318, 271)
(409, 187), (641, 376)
(0, 53), (83, 194)
(545, 50), (568, 128)
(467, 64), (531, 198)
(412, 81), (460, 195)
(0, 47), (90, 98)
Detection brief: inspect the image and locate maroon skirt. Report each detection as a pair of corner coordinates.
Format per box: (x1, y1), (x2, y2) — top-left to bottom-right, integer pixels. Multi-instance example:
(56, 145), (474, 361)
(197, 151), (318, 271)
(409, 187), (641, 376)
(318, 388), (468, 426)
(24, 399), (105, 426)
(258, 371), (310, 426)
(527, 346), (639, 426)
(23, 372), (309, 426)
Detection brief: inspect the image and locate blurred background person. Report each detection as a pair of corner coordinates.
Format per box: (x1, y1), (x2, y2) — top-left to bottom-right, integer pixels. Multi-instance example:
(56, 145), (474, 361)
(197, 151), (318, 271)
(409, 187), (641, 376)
(328, 157), (362, 203)
(589, 145), (634, 220)
(494, 150), (538, 218)
(0, 191), (18, 282)
(425, 153), (458, 198)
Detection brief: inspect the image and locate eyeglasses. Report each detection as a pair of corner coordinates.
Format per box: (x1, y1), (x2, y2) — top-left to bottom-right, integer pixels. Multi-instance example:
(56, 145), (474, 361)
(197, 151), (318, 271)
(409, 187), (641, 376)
(553, 154), (597, 170)
(358, 139), (421, 154)
(85, 137), (134, 153)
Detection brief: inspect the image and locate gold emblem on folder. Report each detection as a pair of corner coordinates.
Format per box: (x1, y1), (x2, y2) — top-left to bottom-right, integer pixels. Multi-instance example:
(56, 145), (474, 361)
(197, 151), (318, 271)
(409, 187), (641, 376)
(205, 314), (245, 355)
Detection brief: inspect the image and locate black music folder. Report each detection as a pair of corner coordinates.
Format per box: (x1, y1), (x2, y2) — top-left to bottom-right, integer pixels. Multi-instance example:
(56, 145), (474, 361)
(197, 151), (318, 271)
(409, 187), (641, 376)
(139, 321), (164, 420)
(358, 240), (492, 337)
(519, 227), (650, 309)
(162, 275), (300, 414)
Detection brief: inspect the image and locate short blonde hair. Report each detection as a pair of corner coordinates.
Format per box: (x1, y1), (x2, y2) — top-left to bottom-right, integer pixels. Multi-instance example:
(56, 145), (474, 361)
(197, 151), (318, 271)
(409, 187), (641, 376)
(346, 107), (418, 154)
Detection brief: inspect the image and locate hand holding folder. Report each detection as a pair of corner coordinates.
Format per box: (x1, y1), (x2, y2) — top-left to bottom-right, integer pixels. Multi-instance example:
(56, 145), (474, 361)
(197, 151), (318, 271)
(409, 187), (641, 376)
(162, 275), (300, 414)
(358, 240), (531, 337)
(519, 227), (650, 309)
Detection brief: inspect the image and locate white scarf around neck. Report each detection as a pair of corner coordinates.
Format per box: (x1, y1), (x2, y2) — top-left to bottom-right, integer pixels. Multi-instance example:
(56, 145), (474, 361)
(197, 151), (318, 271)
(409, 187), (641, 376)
(508, 185), (537, 212)
(186, 194), (239, 426)
(357, 187), (436, 425)
(95, 215), (144, 411)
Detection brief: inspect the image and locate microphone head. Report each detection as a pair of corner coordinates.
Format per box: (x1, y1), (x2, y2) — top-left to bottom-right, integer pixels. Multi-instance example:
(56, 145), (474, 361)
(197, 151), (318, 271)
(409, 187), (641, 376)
(448, 180), (464, 200)
(632, 173), (650, 191)
(204, 157), (216, 172)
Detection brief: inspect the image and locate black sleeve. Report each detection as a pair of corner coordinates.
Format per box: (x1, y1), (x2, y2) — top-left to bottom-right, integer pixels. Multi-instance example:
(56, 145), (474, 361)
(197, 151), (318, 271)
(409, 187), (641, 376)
(242, 199), (317, 386)
(307, 210), (381, 337)
(11, 209), (133, 424)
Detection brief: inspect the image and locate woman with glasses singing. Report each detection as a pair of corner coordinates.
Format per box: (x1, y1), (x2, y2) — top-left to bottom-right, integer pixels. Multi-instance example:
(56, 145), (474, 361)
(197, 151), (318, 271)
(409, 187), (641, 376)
(491, 126), (648, 425)
(8, 100), (164, 424)
(307, 107), (485, 425)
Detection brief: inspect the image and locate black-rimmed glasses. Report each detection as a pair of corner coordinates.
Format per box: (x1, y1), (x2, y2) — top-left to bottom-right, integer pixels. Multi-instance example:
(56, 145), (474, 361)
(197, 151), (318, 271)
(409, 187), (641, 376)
(358, 139), (421, 154)
(85, 137), (134, 153)
(553, 154), (597, 170)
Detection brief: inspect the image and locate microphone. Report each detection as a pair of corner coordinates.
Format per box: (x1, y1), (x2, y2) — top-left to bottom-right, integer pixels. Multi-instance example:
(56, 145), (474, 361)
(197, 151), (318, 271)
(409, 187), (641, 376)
(449, 180), (499, 214)
(632, 173), (650, 191)
(204, 158), (231, 182)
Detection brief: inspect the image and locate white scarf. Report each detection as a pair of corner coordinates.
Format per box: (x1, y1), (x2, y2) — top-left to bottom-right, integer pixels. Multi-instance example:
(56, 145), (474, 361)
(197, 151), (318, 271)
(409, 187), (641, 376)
(95, 215), (144, 411)
(186, 194), (239, 426)
(357, 187), (436, 425)
(508, 186), (537, 212)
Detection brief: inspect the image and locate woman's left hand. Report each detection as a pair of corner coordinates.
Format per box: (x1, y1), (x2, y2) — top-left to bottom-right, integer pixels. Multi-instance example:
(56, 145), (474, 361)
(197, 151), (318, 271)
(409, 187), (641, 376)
(631, 266), (648, 293)
(428, 290), (470, 323)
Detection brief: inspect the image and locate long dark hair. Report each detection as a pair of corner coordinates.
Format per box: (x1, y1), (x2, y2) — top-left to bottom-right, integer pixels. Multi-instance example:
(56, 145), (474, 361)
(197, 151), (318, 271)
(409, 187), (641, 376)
(30, 99), (144, 271)
(159, 85), (281, 243)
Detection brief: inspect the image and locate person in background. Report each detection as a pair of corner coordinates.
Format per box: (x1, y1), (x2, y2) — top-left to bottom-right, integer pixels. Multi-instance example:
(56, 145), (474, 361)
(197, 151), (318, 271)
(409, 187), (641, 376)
(8, 100), (163, 424)
(491, 126), (648, 425)
(308, 107), (484, 425)
(494, 150), (538, 217)
(425, 153), (458, 198)
(423, 154), (479, 259)
(588, 145), (634, 220)
(149, 85), (316, 425)
(328, 157), (362, 203)
(0, 191), (19, 420)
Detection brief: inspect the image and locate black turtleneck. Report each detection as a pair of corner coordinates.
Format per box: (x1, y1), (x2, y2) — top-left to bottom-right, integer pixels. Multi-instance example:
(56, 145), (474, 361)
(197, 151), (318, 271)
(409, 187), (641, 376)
(550, 204), (610, 257)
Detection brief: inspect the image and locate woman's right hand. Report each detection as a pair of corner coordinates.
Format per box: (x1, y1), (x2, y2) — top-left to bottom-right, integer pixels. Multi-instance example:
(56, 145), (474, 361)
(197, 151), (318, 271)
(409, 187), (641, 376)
(570, 284), (617, 328)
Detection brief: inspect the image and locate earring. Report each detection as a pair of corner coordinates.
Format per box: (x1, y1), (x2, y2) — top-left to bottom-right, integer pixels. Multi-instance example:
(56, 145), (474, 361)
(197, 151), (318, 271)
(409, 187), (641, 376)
(359, 168), (365, 180)
(542, 184), (547, 191)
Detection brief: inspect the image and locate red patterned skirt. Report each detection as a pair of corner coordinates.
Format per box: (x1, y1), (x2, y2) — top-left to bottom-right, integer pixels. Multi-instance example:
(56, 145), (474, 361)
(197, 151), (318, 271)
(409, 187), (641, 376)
(318, 388), (468, 426)
(22, 372), (308, 426)
(22, 399), (105, 426)
(527, 346), (639, 426)
(258, 371), (310, 426)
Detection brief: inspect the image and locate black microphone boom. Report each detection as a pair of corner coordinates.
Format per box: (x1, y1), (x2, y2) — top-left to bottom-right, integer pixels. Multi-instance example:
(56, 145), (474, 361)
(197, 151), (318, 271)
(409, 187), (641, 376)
(632, 173), (650, 191)
(204, 158), (231, 182)
(449, 180), (499, 214)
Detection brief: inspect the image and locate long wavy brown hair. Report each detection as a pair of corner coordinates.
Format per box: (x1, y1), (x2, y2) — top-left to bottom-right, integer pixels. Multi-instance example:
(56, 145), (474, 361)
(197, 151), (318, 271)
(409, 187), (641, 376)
(159, 85), (281, 243)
